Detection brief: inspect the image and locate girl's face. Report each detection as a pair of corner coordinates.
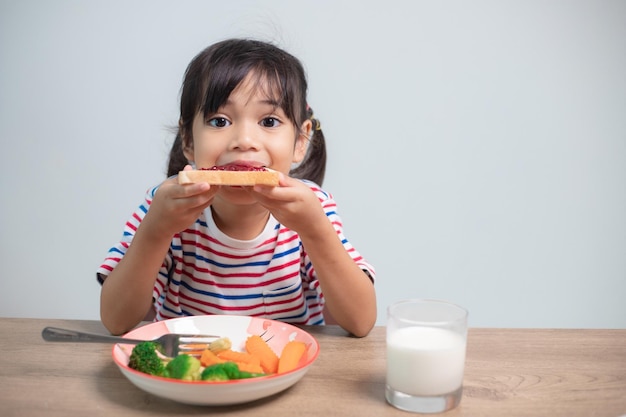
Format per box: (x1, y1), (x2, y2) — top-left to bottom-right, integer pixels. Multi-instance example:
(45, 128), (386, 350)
(183, 73), (310, 179)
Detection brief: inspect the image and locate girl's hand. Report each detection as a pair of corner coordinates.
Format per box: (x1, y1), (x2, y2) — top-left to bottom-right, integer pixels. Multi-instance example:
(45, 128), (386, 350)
(142, 165), (217, 240)
(248, 173), (328, 237)
(251, 173), (377, 337)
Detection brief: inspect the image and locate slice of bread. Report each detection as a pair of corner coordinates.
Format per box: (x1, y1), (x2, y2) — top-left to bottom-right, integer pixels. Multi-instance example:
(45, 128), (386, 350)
(178, 169), (279, 186)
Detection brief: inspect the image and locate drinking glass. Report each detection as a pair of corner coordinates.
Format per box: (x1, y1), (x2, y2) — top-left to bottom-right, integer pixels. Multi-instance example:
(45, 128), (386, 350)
(385, 299), (468, 413)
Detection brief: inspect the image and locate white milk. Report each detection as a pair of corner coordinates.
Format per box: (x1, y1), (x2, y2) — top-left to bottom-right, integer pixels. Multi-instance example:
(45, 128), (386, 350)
(386, 326), (466, 396)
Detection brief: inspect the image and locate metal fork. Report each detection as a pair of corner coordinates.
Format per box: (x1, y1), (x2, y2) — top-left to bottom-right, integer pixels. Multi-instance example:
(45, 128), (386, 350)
(41, 326), (219, 357)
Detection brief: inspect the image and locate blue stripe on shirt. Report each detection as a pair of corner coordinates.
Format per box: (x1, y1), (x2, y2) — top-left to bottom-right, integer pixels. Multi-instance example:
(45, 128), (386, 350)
(180, 280), (263, 300)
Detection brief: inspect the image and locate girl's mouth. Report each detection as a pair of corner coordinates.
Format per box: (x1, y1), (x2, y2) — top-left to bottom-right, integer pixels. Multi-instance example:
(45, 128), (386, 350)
(204, 163), (268, 172)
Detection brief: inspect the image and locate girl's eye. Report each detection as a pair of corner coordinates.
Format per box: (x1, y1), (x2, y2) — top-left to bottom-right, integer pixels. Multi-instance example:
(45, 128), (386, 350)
(260, 117), (281, 128)
(207, 117), (230, 128)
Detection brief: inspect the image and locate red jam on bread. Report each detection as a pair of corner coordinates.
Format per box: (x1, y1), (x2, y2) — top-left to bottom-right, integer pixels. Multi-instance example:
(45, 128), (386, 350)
(202, 165), (268, 172)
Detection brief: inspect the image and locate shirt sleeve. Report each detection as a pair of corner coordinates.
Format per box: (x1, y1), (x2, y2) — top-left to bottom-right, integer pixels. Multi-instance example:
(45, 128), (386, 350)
(301, 181), (376, 283)
(96, 185), (161, 282)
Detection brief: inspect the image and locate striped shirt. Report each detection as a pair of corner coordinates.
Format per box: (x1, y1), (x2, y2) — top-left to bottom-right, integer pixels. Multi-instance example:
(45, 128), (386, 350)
(97, 180), (375, 326)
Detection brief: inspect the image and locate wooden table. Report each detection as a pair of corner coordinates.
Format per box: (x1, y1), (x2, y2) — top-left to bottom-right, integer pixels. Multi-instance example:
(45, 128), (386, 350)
(1, 318), (625, 417)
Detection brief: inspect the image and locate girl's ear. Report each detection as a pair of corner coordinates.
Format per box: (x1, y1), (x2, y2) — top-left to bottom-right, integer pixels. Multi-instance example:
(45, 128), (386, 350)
(181, 126), (194, 162)
(183, 144), (194, 162)
(182, 143), (194, 162)
(293, 119), (312, 163)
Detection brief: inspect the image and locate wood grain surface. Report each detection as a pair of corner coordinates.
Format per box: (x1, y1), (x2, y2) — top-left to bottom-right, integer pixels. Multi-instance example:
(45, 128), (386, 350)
(1, 318), (624, 417)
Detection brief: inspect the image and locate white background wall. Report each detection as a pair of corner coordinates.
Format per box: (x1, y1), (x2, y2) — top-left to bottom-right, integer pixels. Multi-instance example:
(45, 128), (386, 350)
(1, 0), (625, 328)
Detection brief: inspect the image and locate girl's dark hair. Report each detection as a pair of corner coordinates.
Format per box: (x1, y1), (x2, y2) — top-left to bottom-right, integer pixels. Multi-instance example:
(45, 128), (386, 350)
(166, 38), (326, 185)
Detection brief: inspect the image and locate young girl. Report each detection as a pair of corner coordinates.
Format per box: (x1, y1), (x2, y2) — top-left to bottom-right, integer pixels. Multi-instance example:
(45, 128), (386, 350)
(97, 39), (376, 337)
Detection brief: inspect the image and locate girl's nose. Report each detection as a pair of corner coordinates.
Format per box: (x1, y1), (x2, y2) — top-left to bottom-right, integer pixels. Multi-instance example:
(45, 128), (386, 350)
(230, 123), (259, 151)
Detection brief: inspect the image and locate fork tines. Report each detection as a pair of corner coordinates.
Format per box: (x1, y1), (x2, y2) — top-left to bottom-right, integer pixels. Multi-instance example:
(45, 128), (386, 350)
(176, 334), (220, 356)
(176, 334), (219, 343)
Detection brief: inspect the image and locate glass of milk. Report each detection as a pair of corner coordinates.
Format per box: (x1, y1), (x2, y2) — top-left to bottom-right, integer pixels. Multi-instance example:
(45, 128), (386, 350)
(385, 299), (468, 413)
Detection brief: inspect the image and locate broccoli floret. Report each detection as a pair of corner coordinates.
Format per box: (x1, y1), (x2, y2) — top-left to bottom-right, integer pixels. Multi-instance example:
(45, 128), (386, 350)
(201, 363), (232, 381)
(164, 354), (202, 381)
(201, 362), (265, 381)
(237, 369), (266, 379)
(220, 362), (241, 379)
(128, 341), (166, 376)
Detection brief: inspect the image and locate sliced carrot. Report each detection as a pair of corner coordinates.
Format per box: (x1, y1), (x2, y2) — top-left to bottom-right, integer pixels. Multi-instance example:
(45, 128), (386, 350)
(200, 349), (225, 367)
(278, 340), (307, 374)
(217, 349), (261, 366)
(236, 361), (265, 375)
(245, 335), (279, 374)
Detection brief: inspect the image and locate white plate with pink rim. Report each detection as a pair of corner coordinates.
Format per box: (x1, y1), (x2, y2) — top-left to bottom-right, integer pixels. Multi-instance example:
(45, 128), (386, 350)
(112, 315), (320, 405)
